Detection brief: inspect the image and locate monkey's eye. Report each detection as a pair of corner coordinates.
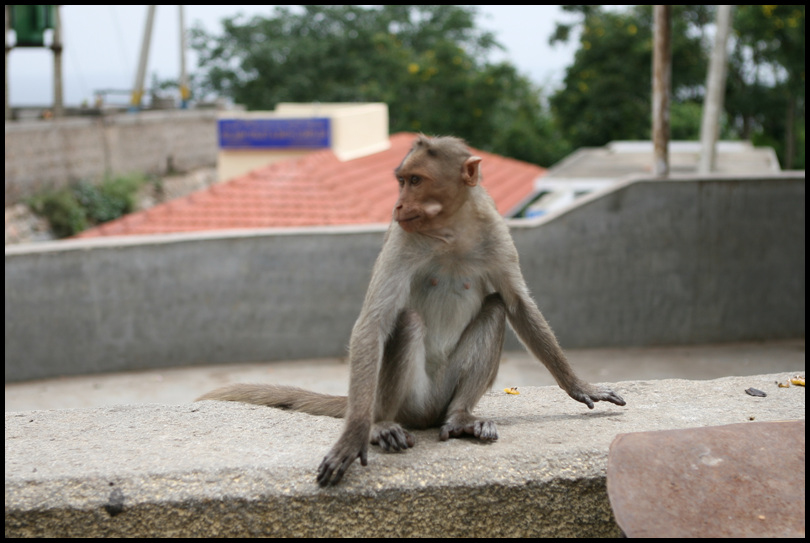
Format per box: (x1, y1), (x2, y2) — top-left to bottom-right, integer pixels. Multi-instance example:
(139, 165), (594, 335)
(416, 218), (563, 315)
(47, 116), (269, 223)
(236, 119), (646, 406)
(409, 175), (422, 186)
(396, 176), (405, 187)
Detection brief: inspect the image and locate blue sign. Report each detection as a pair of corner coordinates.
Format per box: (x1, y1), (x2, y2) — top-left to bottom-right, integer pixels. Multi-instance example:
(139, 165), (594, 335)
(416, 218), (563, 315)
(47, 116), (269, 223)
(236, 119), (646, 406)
(218, 118), (331, 150)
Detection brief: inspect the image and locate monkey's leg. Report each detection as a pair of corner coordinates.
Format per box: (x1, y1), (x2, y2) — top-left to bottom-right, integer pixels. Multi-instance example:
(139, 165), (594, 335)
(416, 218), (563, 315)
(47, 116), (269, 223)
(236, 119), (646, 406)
(371, 310), (423, 452)
(439, 293), (506, 442)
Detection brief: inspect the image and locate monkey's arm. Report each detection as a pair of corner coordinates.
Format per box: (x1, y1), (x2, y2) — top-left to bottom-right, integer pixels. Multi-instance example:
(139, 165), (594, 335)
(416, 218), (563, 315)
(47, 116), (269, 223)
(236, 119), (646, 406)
(316, 315), (379, 486)
(317, 244), (413, 486)
(496, 261), (626, 409)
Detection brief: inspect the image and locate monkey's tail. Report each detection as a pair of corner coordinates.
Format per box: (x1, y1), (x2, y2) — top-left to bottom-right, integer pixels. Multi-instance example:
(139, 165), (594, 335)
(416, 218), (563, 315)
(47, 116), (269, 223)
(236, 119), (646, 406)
(196, 384), (347, 418)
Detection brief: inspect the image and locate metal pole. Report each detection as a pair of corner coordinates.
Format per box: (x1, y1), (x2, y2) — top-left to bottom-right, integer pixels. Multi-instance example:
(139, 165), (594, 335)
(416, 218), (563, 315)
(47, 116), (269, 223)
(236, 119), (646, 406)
(130, 5), (156, 111)
(51, 5), (63, 118)
(5, 5), (11, 121)
(179, 5), (189, 108)
(652, 5), (671, 178)
(698, 5), (734, 174)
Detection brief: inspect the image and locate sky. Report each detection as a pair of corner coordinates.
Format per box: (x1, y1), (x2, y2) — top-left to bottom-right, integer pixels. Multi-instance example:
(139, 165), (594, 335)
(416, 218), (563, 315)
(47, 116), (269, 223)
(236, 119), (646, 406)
(6, 5), (582, 107)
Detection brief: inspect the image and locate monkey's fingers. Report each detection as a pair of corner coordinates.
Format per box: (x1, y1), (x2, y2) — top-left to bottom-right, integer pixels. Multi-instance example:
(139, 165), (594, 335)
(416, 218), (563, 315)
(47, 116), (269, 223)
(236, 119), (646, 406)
(439, 426), (458, 441)
(372, 425), (416, 452)
(585, 385), (626, 407)
(439, 419), (498, 442)
(473, 420), (499, 441)
(316, 454), (352, 487)
(316, 445), (367, 487)
(600, 389), (626, 406)
(570, 385), (626, 409)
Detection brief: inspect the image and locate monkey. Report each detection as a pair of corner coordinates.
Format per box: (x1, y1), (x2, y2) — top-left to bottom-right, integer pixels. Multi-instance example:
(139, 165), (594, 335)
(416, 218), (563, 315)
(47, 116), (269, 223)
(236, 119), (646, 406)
(197, 135), (626, 486)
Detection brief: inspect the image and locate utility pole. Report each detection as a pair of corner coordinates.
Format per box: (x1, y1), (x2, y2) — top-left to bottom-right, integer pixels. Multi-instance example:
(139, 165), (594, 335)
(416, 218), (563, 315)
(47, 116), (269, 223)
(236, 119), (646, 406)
(698, 5), (734, 174)
(130, 5), (156, 111)
(179, 5), (189, 108)
(5, 5), (10, 120)
(652, 5), (671, 178)
(51, 5), (63, 118)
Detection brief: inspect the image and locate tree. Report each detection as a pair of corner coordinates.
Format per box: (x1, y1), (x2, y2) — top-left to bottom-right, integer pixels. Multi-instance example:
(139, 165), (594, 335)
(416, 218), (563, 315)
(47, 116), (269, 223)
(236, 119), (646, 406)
(729, 6), (805, 169)
(548, 6), (709, 149)
(190, 5), (564, 166)
(548, 5), (805, 169)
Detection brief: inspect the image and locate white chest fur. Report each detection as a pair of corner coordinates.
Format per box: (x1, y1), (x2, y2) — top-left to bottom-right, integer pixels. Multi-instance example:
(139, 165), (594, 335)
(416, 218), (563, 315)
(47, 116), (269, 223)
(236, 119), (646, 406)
(409, 265), (488, 365)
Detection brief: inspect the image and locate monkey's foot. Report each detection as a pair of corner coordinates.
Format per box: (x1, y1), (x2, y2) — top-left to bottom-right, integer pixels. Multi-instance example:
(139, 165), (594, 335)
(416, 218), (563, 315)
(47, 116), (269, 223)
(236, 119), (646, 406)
(439, 413), (498, 442)
(371, 421), (416, 452)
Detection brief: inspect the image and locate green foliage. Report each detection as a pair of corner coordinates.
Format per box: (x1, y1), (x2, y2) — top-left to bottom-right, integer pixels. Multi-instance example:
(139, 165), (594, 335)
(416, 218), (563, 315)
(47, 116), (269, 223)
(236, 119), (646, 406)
(27, 174), (148, 238)
(190, 5), (566, 166)
(549, 6), (709, 149)
(549, 5), (804, 169)
(191, 4), (804, 170)
(669, 102), (701, 141)
(27, 189), (87, 239)
(729, 5), (805, 168)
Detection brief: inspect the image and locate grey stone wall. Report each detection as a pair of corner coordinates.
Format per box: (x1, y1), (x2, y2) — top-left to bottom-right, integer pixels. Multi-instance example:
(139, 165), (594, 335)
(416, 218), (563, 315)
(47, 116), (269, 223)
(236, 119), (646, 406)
(4, 173), (805, 382)
(4, 110), (219, 205)
(511, 174), (806, 348)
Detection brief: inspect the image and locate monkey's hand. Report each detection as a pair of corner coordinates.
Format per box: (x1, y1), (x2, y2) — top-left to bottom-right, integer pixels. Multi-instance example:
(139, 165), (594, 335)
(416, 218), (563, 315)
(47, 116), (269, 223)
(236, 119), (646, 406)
(567, 382), (626, 409)
(317, 425), (369, 487)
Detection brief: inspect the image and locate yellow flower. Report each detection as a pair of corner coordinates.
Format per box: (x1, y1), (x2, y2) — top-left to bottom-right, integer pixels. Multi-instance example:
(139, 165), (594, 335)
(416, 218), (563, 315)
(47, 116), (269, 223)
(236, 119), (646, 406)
(788, 11), (801, 27)
(408, 63), (419, 75)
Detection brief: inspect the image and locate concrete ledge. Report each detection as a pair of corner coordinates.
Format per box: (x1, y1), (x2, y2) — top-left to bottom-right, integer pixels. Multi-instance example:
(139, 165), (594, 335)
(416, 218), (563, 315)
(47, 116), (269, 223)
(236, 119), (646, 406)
(5, 373), (804, 537)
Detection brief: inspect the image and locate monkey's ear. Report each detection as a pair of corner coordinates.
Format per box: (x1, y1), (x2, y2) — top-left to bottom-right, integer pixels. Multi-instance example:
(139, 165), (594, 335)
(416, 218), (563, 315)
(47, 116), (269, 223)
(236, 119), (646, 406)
(462, 156), (482, 187)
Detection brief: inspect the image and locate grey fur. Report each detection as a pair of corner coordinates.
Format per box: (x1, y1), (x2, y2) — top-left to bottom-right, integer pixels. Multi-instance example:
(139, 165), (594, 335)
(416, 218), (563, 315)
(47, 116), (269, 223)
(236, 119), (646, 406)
(198, 135), (626, 486)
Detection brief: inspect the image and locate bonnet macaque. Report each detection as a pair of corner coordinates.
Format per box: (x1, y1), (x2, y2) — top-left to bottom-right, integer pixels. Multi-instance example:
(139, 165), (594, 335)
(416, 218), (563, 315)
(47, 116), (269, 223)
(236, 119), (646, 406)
(199, 135), (626, 486)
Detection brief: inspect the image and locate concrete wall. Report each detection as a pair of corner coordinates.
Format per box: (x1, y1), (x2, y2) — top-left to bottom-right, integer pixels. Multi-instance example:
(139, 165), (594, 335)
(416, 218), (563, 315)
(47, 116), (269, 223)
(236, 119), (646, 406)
(512, 173), (806, 347)
(5, 173), (805, 382)
(4, 110), (219, 205)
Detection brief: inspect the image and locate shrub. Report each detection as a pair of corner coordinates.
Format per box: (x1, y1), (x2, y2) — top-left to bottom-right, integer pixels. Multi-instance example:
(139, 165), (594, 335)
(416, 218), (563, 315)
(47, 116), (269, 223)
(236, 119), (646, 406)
(27, 173), (149, 238)
(27, 189), (88, 238)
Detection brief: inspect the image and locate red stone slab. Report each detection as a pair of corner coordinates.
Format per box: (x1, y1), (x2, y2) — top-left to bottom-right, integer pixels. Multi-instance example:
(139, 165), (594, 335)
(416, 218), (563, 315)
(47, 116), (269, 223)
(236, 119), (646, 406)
(607, 420), (805, 538)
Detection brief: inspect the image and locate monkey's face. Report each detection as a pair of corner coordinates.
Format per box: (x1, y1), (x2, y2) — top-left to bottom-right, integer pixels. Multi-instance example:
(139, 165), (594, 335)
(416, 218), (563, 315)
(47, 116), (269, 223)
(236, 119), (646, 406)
(393, 172), (442, 233)
(393, 160), (467, 234)
(393, 142), (481, 234)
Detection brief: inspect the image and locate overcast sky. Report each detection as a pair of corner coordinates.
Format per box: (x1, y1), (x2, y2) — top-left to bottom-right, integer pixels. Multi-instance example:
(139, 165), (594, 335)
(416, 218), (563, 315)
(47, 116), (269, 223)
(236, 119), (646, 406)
(6, 5), (582, 106)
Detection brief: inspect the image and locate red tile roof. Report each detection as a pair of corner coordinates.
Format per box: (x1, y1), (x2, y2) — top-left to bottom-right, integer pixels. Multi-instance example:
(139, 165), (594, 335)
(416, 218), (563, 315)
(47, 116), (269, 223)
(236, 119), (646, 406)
(77, 132), (545, 237)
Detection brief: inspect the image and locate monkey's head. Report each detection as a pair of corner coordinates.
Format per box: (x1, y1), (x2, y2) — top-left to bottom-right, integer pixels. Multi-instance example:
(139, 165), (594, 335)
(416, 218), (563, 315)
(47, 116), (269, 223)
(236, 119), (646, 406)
(393, 135), (482, 234)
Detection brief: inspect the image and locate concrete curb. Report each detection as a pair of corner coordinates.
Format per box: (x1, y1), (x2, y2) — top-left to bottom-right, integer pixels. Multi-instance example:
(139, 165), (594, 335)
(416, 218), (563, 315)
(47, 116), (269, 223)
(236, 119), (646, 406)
(5, 373), (805, 537)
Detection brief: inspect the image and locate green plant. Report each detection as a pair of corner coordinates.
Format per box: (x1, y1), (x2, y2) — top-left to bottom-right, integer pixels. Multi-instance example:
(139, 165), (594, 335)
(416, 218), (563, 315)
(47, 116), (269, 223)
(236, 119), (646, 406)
(27, 189), (87, 238)
(27, 173), (149, 238)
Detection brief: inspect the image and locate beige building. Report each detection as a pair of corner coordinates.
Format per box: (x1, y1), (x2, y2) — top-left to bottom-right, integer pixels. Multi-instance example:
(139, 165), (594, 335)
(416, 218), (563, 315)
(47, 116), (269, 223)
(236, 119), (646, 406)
(217, 103), (391, 182)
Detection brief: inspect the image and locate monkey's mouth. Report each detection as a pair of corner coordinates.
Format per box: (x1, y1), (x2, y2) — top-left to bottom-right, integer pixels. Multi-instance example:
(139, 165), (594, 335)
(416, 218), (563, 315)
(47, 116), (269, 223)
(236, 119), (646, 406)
(396, 215), (420, 228)
(396, 216), (420, 232)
